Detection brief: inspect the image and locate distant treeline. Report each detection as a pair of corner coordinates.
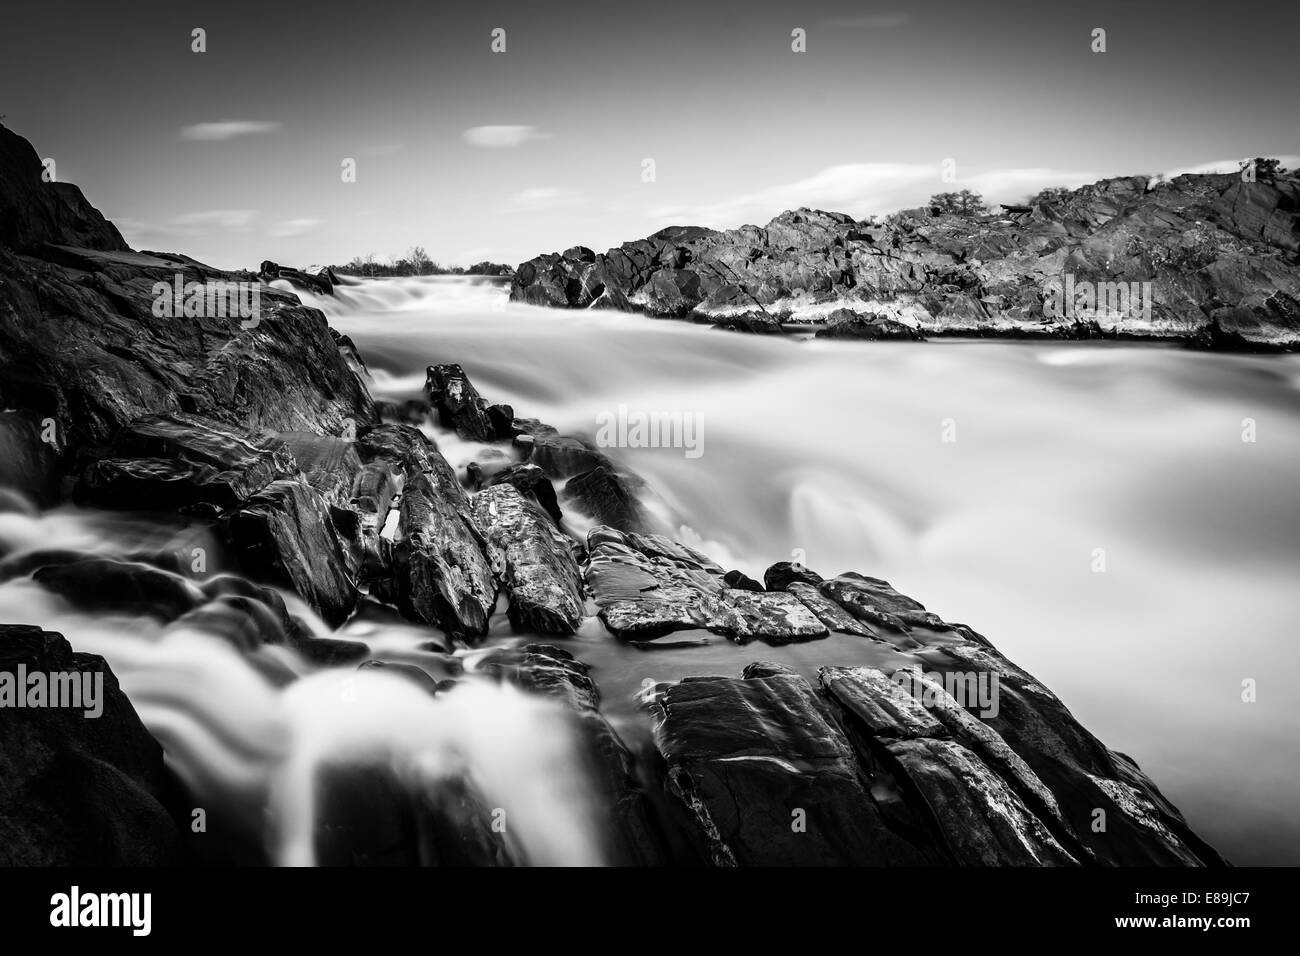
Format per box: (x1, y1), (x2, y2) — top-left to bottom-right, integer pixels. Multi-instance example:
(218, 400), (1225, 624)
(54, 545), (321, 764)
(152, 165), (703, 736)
(330, 246), (512, 277)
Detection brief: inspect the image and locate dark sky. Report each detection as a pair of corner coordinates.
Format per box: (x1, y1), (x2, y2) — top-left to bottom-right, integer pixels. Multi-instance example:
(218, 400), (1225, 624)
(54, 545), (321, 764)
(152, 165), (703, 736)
(2, 0), (1296, 268)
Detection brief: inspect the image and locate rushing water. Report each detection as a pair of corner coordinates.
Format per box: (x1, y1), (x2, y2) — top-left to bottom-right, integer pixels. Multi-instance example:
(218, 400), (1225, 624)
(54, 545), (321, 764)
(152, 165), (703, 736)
(312, 275), (1300, 865)
(3, 273), (1298, 865)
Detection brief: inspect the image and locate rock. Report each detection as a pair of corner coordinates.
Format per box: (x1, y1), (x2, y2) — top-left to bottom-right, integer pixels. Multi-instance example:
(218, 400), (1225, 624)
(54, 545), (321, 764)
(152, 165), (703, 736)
(563, 465), (649, 532)
(723, 569), (764, 591)
(510, 174), (1300, 349)
(486, 462), (562, 524)
(390, 452), (496, 641)
(815, 308), (924, 340)
(424, 363), (495, 441)
(585, 527), (831, 644)
(786, 581), (877, 638)
(818, 666), (1078, 865)
(818, 572), (948, 632)
(33, 558), (205, 621)
(229, 479), (357, 627)
(711, 311), (783, 334)
(763, 561), (823, 591)
(472, 484), (585, 635)
(77, 413), (299, 511)
(0, 624), (187, 865)
(0, 411), (60, 506)
(650, 670), (934, 865)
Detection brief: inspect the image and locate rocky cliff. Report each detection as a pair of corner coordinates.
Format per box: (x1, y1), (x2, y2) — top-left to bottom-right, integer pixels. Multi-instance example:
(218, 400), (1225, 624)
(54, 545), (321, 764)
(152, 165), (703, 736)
(0, 122), (1227, 866)
(511, 171), (1300, 348)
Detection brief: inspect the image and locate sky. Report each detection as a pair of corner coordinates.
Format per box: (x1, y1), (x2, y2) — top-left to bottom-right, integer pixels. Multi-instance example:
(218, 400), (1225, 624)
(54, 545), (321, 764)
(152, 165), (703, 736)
(2, 0), (1297, 270)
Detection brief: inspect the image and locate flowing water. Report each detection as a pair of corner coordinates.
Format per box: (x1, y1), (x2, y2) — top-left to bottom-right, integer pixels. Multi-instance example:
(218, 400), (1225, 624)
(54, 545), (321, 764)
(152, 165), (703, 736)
(3, 273), (1298, 865)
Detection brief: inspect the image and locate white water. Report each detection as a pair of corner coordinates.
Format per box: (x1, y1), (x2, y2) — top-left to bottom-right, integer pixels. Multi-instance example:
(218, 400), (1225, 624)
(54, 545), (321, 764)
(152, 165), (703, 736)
(309, 274), (1300, 865)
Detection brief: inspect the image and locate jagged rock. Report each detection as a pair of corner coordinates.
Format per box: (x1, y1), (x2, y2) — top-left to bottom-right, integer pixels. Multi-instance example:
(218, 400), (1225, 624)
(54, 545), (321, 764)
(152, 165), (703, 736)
(720, 588), (828, 644)
(819, 572), (948, 632)
(229, 479), (357, 627)
(0, 624), (187, 865)
(424, 363), (495, 441)
(650, 670), (934, 865)
(819, 666), (1077, 865)
(472, 485), (585, 635)
(786, 581), (877, 638)
(392, 454), (496, 640)
(512, 177), (1300, 348)
(77, 413), (299, 511)
(0, 411), (60, 506)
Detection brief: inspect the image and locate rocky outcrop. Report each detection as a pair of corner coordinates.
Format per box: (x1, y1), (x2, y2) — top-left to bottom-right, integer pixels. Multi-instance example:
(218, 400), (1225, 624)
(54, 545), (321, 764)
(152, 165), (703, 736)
(0, 625), (187, 865)
(511, 173), (1300, 349)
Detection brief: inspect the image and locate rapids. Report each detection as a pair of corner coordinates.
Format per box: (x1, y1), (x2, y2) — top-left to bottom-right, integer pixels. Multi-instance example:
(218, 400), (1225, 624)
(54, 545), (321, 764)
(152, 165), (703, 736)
(0, 273), (1296, 864)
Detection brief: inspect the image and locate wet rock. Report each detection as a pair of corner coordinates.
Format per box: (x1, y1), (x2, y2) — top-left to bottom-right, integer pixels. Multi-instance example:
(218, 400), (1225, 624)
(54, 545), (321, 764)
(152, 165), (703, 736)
(390, 453), (496, 641)
(585, 527), (831, 644)
(650, 670), (933, 865)
(786, 581), (877, 638)
(723, 569), (764, 591)
(819, 666), (1077, 866)
(472, 485), (585, 635)
(424, 363), (495, 442)
(486, 462), (562, 524)
(77, 413), (299, 512)
(563, 465), (649, 532)
(819, 572), (948, 632)
(33, 557), (205, 621)
(229, 479), (357, 627)
(763, 561), (824, 591)
(0, 624), (187, 865)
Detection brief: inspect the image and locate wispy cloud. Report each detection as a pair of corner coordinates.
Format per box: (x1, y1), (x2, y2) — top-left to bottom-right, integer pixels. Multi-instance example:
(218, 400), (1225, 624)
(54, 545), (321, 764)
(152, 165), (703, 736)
(648, 163), (1104, 228)
(116, 210), (259, 245)
(509, 187), (580, 211)
(180, 120), (283, 142)
(268, 218), (323, 238)
(463, 125), (549, 148)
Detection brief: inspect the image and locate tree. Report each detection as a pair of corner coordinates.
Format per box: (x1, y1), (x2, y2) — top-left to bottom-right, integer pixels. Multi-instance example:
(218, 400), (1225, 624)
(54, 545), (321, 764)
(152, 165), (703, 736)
(1027, 186), (1072, 206)
(1239, 157), (1288, 179)
(929, 189), (987, 217)
(406, 245), (433, 276)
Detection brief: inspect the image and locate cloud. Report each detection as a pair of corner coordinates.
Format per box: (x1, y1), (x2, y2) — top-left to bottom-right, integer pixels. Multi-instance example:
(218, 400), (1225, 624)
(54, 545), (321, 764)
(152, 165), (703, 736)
(463, 125), (548, 148)
(818, 13), (909, 29)
(648, 163), (1105, 228)
(180, 120), (283, 142)
(116, 209), (259, 244)
(509, 187), (581, 211)
(269, 218), (323, 238)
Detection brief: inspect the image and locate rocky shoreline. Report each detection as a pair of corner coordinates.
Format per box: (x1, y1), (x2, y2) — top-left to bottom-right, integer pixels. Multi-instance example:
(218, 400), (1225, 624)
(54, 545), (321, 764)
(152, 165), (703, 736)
(510, 172), (1300, 350)
(0, 122), (1226, 866)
